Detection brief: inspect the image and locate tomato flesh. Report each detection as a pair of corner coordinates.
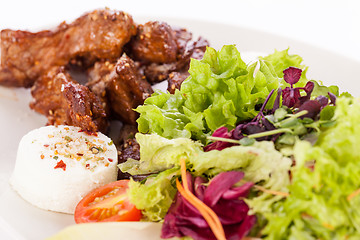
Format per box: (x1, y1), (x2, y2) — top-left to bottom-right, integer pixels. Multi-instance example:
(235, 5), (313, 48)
(74, 180), (142, 223)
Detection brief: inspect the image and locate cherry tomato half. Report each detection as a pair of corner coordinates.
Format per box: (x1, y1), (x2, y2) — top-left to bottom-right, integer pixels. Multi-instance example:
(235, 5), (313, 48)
(74, 180), (142, 223)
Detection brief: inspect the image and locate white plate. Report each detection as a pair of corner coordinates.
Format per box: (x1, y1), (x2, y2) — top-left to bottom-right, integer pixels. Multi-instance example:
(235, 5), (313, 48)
(1, 16), (360, 240)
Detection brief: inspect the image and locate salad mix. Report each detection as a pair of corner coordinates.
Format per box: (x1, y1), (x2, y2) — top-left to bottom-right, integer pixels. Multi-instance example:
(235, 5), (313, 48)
(81, 45), (359, 239)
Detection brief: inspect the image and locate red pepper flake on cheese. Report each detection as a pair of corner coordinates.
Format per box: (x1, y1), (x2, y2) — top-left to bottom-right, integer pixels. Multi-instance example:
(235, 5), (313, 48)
(54, 160), (66, 171)
(11, 125), (118, 215)
(40, 126), (117, 172)
(78, 129), (98, 137)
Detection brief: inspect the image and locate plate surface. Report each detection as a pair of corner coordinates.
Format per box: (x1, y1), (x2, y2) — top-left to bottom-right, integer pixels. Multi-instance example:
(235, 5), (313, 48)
(1, 16), (360, 240)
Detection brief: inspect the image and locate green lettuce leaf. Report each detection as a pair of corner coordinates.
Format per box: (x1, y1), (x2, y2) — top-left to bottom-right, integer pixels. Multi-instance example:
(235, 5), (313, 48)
(118, 133), (203, 175)
(261, 48), (342, 100)
(260, 48), (308, 88)
(127, 168), (179, 221)
(135, 45), (282, 143)
(136, 90), (193, 139)
(121, 134), (292, 220)
(311, 80), (340, 98)
(188, 141), (292, 214)
(262, 97), (360, 240)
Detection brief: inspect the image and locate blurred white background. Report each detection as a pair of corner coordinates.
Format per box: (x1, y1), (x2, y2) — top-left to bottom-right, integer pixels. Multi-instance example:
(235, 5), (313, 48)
(0, 0), (359, 62)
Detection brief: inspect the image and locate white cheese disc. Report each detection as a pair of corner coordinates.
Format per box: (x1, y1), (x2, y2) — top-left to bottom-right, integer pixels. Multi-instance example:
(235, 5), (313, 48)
(10, 125), (118, 214)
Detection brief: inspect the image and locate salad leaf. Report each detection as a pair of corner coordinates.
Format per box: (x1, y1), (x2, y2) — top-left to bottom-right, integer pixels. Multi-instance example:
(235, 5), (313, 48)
(135, 46), (336, 147)
(136, 90), (194, 139)
(260, 48), (308, 88)
(262, 50), (342, 101)
(127, 168), (179, 221)
(281, 67), (314, 108)
(121, 133), (292, 219)
(190, 141), (292, 214)
(283, 66), (302, 86)
(124, 46), (355, 240)
(135, 45), (282, 143)
(262, 97), (360, 239)
(161, 171), (256, 240)
(189, 141), (291, 182)
(118, 133), (203, 175)
(311, 80), (340, 99)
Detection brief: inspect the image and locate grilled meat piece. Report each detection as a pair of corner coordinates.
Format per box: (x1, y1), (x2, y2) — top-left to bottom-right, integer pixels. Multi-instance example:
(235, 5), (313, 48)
(143, 62), (178, 83)
(62, 82), (108, 133)
(86, 61), (115, 115)
(167, 71), (190, 94)
(0, 8), (136, 88)
(117, 124), (138, 145)
(126, 21), (178, 64)
(30, 66), (108, 132)
(117, 132), (158, 181)
(143, 35), (208, 84)
(118, 137), (140, 164)
(87, 54), (153, 125)
(126, 22), (209, 84)
(176, 33), (209, 69)
(117, 137), (140, 179)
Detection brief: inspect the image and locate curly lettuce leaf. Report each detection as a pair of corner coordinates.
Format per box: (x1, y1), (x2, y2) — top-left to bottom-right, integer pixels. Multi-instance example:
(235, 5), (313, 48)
(136, 45), (282, 142)
(190, 141), (290, 182)
(261, 48), (345, 101)
(311, 80), (340, 99)
(128, 168), (179, 221)
(118, 133), (203, 175)
(136, 90), (194, 139)
(262, 97), (360, 240)
(189, 141), (292, 214)
(260, 48), (308, 88)
(121, 134), (292, 221)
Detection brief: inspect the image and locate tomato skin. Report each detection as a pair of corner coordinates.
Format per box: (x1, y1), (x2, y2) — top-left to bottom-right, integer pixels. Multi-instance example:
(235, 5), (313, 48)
(74, 180), (142, 223)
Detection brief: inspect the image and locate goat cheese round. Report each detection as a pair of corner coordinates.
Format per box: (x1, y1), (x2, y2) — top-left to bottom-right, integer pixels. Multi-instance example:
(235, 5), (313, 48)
(10, 125), (118, 214)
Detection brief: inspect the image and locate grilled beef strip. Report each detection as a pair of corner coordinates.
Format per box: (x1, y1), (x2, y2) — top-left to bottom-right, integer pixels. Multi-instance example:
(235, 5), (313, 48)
(0, 8), (136, 87)
(125, 21), (209, 87)
(87, 54), (153, 125)
(30, 66), (108, 132)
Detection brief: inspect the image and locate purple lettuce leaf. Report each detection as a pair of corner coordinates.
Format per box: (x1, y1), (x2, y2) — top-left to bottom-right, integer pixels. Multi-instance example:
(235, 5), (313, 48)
(222, 182), (254, 200)
(203, 171), (245, 207)
(282, 87), (301, 108)
(161, 171), (256, 240)
(315, 95), (329, 107)
(211, 198), (250, 225)
(194, 176), (207, 201)
(281, 68), (315, 108)
(206, 90), (279, 151)
(328, 91), (337, 105)
(297, 100), (322, 119)
(204, 126), (236, 151)
(224, 214), (257, 240)
(283, 66), (302, 87)
(297, 91), (337, 120)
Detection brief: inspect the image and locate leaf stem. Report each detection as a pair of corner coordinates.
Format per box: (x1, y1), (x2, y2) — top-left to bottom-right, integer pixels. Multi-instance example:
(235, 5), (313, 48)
(282, 110), (308, 123)
(247, 128), (293, 139)
(207, 128), (293, 144)
(207, 136), (240, 144)
(274, 110), (309, 128)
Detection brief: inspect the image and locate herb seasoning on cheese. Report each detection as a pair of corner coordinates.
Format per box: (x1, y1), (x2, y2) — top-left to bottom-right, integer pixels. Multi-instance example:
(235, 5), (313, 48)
(10, 125), (118, 214)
